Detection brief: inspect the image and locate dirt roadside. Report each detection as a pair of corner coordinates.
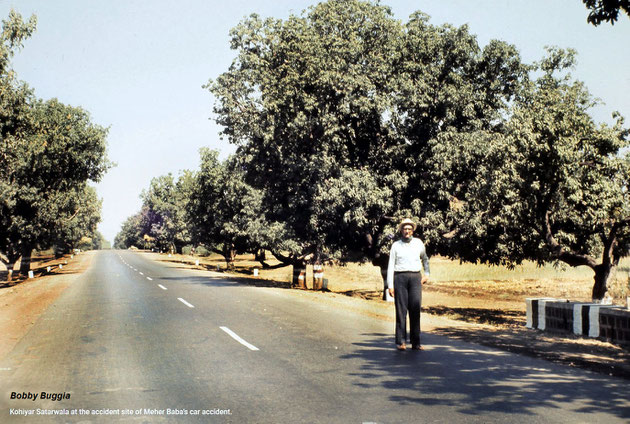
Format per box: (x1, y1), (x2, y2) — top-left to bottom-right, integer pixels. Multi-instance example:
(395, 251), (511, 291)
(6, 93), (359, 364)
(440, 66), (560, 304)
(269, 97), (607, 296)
(0, 251), (94, 360)
(1, 250), (628, 380)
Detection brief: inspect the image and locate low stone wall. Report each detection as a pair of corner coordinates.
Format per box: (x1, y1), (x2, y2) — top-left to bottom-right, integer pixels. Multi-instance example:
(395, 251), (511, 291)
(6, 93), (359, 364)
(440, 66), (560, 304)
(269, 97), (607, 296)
(526, 298), (630, 346)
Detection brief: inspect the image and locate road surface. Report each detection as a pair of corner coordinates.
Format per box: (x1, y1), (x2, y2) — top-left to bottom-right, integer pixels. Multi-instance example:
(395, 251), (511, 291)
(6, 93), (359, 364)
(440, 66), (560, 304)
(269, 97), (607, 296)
(1, 250), (629, 423)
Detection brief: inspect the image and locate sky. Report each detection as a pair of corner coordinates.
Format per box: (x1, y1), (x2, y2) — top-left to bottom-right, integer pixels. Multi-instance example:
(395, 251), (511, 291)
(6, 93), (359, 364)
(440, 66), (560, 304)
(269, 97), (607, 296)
(1, 0), (628, 244)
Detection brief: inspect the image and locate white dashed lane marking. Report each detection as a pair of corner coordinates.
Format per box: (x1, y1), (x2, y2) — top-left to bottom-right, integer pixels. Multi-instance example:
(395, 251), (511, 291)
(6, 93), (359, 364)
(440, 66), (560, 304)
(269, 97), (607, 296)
(220, 327), (259, 351)
(178, 298), (194, 308)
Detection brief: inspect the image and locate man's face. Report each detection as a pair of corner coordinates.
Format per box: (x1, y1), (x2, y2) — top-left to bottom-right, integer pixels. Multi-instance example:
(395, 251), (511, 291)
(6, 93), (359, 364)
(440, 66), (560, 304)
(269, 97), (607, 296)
(402, 225), (414, 237)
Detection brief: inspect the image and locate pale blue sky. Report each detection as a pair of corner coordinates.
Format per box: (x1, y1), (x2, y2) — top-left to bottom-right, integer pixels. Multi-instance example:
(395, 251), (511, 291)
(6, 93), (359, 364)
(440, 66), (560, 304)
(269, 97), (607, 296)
(1, 0), (628, 243)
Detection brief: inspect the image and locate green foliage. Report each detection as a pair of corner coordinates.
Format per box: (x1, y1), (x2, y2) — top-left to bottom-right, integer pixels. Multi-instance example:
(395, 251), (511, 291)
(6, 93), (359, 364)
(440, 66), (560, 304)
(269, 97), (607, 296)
(435, 47), (629, 298)
(105, 0), (628, 300)
(48, 185), (103, 255)
(139, 173), (191, 253)
(583, 0), (630, 25)
(113, 212), (144, 250)
(185, 148), (270, 263)
(1, 11), (110, 272)
(208, 0), (528, 266)
(1, 97), (110, 266)
(195, 245), (210, 257)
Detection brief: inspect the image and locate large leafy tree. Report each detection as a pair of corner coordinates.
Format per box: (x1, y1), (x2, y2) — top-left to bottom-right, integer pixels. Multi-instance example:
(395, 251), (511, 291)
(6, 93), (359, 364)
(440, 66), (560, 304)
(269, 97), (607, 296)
(10, 99), (110, 272)
(0, 10), (36, 275)
(113, 212), (145, 250)
(1, 10), (110, 277)
(209, 0), (404, 271)
(48, 184), (103, 256)
(208, 0), (528, 285)
(391, 13), (529, 260)
(1, 97), (110, 275)
(435, 48), (629, 301)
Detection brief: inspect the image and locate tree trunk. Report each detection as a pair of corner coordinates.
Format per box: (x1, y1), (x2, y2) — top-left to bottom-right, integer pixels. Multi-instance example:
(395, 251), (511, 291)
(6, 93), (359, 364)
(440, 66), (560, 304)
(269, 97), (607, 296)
(292, 261), (307, 289)
(255, 249), (266, 263)
(19, 244), (33, 276)
(372, 254), (389, 301)
(6, 261), (15, 282)
(223, 244), (236, 270)
(1, 250), (20, 282)
(592, 263), (615, 302)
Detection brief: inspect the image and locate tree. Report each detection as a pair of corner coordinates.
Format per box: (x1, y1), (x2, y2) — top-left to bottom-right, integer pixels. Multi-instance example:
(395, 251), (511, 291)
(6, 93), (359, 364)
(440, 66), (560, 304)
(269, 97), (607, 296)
(435, 48), (629, 301)
(208, 0), (528, 287)
(89, 231), (110, 250)
(583, 0), (630, 25)
(140, 173), (190, 253)
(48, 185), (103, 256)
(113, 212), (144, 250)
(1, 97), (110, 276)
(1, 10), (110, 277)
(185, 149), (272, 269)
(0, 10), (36, 277)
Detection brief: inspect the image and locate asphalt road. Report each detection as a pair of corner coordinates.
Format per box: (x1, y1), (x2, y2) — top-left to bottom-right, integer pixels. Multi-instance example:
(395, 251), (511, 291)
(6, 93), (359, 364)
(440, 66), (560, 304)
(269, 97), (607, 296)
(1, 250), (629, 423)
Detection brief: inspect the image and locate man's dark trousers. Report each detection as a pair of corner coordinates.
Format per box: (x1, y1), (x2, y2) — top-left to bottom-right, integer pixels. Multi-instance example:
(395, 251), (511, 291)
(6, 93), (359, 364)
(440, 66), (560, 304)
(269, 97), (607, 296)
(394, 271), (422, 346)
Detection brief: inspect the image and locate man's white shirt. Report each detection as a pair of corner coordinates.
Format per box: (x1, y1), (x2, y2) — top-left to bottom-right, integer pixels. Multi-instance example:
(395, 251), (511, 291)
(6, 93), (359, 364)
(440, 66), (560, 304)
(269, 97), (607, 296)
(386, 237), (430, 289)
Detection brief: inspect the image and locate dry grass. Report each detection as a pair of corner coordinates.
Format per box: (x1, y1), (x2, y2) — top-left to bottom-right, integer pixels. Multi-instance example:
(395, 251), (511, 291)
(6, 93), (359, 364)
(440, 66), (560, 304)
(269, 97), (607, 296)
(161, 252), (630, 310)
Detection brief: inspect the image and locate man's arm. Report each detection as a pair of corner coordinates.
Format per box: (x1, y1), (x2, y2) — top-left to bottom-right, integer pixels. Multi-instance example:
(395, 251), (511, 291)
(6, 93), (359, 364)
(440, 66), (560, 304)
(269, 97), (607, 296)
(387, 242), (396, 296)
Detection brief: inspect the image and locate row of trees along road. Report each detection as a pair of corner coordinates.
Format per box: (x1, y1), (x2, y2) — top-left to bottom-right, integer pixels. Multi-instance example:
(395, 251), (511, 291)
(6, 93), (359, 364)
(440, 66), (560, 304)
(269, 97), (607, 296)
(115, 0), (629, 302)
(0, 11), (111, 280)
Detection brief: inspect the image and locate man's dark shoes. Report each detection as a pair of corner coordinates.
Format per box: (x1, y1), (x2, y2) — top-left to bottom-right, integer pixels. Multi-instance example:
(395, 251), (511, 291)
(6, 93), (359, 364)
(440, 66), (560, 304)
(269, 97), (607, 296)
(412, 345), (424, 351)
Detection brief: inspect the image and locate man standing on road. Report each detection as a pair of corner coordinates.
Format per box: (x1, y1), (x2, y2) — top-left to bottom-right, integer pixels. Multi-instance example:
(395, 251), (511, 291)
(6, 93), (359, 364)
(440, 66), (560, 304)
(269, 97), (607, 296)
(387, 218), (430, 351)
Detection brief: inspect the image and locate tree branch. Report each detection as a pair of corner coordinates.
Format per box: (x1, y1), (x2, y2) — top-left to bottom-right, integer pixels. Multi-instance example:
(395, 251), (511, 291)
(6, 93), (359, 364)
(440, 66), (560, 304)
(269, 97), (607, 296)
(544, 210), (598, 268)
(62, 207), (82, 223)
(259, 260), (291, 270)
(270, 250), (298, 266)
(603, 217), (630, 265)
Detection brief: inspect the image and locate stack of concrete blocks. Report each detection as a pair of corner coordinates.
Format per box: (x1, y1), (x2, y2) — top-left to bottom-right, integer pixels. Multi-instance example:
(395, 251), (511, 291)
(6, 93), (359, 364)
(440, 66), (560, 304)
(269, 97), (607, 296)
(526, 298), (630, 346)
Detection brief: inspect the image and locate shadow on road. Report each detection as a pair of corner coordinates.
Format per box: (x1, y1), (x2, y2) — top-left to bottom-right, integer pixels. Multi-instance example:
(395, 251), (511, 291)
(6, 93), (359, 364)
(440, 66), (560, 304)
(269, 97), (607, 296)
(431, 325), (630, 380)
(158, 274), (293, 290)
(341, 332), (630, 419)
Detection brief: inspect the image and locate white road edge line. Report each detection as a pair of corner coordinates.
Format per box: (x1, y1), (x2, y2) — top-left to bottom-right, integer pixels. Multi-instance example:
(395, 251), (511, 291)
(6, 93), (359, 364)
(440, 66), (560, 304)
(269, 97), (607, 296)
(139, 272), (144, 275)
(147, 277), (153, 281)
(220, 326), (259, 351)
(158, 284), (167, 290)
(178, 297), (194, 308)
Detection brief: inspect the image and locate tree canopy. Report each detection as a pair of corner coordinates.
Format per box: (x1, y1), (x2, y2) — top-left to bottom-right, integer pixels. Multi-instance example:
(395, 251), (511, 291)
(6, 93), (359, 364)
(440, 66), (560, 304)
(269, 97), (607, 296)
(1, 10), (110, 277)
(433, 47), (629, 300)
(207, 0), (529, 271)
(113, 0), (629, 301)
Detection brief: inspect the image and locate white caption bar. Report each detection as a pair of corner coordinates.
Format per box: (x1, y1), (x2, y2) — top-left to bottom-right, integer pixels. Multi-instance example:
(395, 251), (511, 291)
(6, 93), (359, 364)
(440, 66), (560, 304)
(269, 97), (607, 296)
(220, 327), (259, 351)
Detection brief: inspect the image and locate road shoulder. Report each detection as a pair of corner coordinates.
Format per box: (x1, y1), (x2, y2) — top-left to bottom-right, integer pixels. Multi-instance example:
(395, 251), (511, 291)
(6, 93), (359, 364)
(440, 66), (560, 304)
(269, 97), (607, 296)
(0, 251), (94, 360)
